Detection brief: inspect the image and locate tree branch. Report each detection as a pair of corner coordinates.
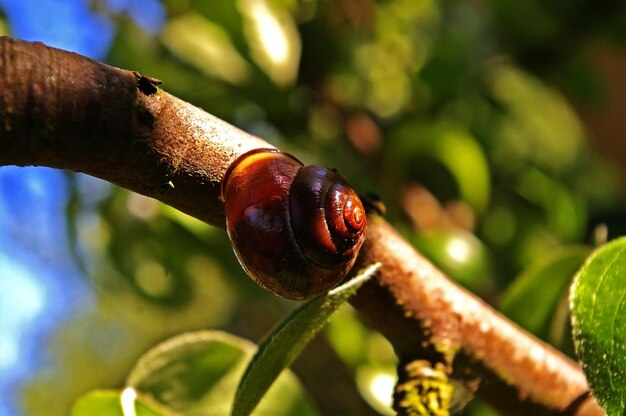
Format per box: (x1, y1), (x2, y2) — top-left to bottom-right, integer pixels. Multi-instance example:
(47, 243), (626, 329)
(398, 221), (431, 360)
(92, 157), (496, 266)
(0, 36), (268, 227)
(0, 37), (602, 415)
(350, 217), (601, 415)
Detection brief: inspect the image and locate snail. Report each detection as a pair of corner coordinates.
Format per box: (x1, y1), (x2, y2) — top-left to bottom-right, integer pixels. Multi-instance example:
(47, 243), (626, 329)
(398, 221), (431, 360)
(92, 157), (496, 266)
(221, 148), (367, 300)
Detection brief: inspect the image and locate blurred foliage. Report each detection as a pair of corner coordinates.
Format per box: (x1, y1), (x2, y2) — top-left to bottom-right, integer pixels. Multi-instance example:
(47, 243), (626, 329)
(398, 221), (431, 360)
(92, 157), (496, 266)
(499, 246), (590, 354)
(2, 0), (625, 414)
(125, 330), (317, 415)
(72, 390), (162, 416)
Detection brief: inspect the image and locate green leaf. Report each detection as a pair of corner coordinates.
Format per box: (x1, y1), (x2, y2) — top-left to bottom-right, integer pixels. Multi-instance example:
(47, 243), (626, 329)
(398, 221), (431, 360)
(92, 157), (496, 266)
(127, 330), (316, 416)
(71, 389), (163, 416)
(500, 246), (590, 335)
(571, 237), (626, 416)
(233, 263), (381, 416)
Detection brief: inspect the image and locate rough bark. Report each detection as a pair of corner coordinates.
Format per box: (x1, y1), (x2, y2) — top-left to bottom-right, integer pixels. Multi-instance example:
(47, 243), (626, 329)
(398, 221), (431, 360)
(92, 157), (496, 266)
(351, 217), (600, 415)
(0, 37), (603, 415)
(0, 36), (268, 227)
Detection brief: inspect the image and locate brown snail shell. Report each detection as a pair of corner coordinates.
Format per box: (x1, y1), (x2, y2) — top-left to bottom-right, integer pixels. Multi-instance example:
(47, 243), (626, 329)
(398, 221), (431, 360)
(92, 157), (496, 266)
(221, 148), (366, 300)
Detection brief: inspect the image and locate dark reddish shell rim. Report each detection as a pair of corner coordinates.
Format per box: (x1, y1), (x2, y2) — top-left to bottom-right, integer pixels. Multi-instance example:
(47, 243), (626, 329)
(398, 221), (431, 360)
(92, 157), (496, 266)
(220, 148), (303, 201)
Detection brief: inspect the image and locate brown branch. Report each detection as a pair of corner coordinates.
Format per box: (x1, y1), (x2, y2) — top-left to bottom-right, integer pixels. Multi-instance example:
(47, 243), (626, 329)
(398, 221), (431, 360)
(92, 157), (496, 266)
(350, 217), (601, 415)
(0, 36), (269, 227)
(0, 37), (602, 415)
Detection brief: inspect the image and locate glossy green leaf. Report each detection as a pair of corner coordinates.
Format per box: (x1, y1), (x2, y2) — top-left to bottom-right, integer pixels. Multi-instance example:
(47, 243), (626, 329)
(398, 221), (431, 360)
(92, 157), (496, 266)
(71, 389), (163, 416)
(500, 246), (590, 335)
(127, 331), (316, 416)
(233, 263), (381, 416)
(571, 237), (626, 416)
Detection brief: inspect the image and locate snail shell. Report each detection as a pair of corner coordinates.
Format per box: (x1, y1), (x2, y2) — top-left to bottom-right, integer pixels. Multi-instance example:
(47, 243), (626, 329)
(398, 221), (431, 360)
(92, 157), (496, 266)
(221, 148), (366, 299)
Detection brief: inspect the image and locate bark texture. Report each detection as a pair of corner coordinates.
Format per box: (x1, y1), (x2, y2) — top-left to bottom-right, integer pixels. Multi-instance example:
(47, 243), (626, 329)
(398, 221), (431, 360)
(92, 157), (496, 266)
(0, 36), (269, 227)
(0, 37), (603, 415)
(350, 217), (600, 415)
